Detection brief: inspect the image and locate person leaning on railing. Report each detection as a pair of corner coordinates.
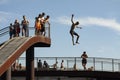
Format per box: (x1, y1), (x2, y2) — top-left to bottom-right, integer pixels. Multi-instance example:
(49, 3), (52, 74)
(39, 12), (45, 36)
(14, 19), (20, 37)
(60, 60), (65, 70)
(81, 51), (88, 70)
(52, 61), (58, 69)
(43, 60), (49, 70)
(43, 15), (50, 36)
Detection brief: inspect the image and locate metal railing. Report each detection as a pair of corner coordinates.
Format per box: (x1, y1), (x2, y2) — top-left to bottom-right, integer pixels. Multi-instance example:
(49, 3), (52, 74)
(15, 57), (120, 72)
(0, 25), (50, 44)
(0, 26), (9, 37)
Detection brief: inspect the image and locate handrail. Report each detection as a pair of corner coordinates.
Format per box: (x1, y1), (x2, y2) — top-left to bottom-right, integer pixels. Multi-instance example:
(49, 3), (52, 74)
(0, 24), (50, 43)
(16, 57), (120, 72)
(0, 26), (9, 32)
(0, 27), (33, 37)
(0, 31), (9, 37)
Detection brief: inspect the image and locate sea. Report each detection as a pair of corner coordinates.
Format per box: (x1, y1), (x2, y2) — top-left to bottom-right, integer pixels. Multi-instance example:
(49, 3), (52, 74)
(12, 77), (96, 80)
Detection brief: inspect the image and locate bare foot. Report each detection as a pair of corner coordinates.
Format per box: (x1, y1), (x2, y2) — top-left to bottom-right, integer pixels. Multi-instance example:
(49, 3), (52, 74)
(76, 42), (79, 44)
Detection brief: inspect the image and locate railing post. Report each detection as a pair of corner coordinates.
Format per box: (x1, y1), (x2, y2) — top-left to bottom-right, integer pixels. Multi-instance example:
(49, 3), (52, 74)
(112, 59), (114, 72)
(67, 60), (68, 69)
(55, 57), (57, 63)
(36, 57), (39, 71)
(48, 25), (50, 38)
(118, 63), (120, 72)
(75, 57), (76, 64)
(101, 61), (103, 71)
(93, 57), (95, 70)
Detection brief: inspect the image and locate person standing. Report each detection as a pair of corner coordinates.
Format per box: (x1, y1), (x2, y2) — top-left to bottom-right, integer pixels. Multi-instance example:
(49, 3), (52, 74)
(37, 60), (42, 70)
(21, 15), (29, 37)
(70, 14), (82, 45)
(81, 51), (88, 70)
(43, 60), (49, 69)
(60, 60), (64, 70)
(9, 23), (13, 39)
(53, 61), (58, 69)
(35, 17), (41, 35)
(39, 12), (45, 35)
(14, 19), (20, 37)
(43, 15), (50, 36)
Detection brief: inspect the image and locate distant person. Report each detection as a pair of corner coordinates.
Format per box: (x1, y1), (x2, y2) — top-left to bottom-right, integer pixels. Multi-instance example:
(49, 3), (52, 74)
(12, 61), (19, 71)
(81, 51), (88, 70)
(73, 63), (77, 70)
(43, 15), (50, 36)
(60, 60), (64, 70)
(34, 17), (41, 35)
(13, 22), (16, 37)
(9, 23), (13, 39)
(14, 19), (20, 37)
(44, 15), (50, 26)
(43, 60), (49, 69)
(37, 59), (42, 70)
(39, 12), (45, 35)
(21, 15), (29, 37)
(18, 63), (22, 70)
(53, 61), (58, 69)
(70, 14), (82, 45)
(88, 66), (94, 71)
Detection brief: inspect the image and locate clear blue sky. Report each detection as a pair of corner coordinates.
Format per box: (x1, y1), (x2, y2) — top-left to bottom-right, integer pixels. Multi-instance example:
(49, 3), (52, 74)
(0, 0), (120, 59)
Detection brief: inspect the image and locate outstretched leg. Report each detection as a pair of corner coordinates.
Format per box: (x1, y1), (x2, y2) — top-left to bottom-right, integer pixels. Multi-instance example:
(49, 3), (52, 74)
(74, 32), (80, 44)
(70, 31), (75, 45)
(76, 35), (79, 44)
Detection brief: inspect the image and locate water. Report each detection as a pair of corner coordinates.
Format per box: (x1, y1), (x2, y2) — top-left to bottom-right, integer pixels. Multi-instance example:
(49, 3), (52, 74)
(12, 77), (96, 80)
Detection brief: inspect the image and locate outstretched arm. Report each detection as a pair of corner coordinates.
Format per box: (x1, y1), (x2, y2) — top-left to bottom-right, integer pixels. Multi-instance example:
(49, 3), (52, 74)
(71, 14), (74, 24)
(76, 26), (82, 29)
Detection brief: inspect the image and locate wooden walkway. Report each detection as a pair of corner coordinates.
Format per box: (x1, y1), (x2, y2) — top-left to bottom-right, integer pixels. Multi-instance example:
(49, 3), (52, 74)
(0, 36), (51, 76)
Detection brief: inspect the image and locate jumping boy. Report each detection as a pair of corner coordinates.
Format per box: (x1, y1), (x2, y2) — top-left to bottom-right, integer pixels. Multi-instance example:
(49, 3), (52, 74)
(70, 14), (81, 45)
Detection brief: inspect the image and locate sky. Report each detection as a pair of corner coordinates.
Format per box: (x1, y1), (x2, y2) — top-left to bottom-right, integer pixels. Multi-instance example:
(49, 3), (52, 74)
(0, 0), (120, 59)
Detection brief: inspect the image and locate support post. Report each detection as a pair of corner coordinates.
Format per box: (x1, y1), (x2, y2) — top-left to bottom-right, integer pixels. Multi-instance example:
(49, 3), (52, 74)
(0, 67), (11, 80)
(26, 45), (34, 80)
(6, 67), (11, 80)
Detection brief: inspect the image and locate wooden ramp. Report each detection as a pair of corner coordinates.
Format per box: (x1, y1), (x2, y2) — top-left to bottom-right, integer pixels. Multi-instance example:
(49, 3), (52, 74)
(0, 36), (51, 76)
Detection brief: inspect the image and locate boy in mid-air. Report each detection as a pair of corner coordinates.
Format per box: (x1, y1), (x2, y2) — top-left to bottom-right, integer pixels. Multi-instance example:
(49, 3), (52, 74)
(70, 14), (81, 45)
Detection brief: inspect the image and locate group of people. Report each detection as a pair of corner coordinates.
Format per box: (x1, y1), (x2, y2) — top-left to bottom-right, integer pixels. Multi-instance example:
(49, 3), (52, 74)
(37, 52), (89, 71)
(37, 59), (65, 70)
(52, 60), (64, 70)
(9, 15), (29, 39)
(37, 60), (49, 70)
(9, 13), (79, 45)
(8, 13), (89, 71)
(9, 12), (50, 39)
(12, 61), (23, 71)
(34, 12), (50, 35)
